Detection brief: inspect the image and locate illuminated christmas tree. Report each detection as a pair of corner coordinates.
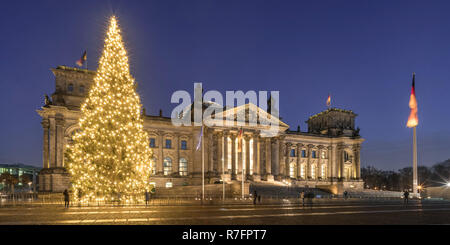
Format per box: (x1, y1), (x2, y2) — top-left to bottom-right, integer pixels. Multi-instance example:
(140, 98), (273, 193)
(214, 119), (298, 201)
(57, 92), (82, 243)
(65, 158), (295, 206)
(65, 16), (153, 204)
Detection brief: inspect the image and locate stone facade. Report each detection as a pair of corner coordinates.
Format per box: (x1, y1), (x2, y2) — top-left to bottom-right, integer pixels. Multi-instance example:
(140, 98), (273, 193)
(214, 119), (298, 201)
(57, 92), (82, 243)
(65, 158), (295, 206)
(37, 66), (364, 194)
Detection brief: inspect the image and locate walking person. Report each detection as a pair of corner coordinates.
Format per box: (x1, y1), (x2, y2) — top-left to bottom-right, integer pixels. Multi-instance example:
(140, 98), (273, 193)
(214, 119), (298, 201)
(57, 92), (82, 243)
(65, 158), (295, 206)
(63, 189), (70, 208)
(307, 191), (314, 209)
(403, 190), (409, 207)
(300, 191), (305, 207)
(343, 190), (348, 200)
(253, 190), (258, 205)
(145, 189), (150, 206)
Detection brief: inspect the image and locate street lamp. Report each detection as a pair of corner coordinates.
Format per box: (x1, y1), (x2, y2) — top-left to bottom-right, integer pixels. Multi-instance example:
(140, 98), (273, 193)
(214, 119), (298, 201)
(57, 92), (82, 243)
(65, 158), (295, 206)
(446, 183), (450, 187)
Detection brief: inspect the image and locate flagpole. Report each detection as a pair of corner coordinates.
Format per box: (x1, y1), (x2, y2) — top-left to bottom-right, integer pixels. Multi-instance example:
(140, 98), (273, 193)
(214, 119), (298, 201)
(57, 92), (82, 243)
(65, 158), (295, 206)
(413, 126), (418, 198)
(222, 140), (225, 203)
(202, 125), (205, 203)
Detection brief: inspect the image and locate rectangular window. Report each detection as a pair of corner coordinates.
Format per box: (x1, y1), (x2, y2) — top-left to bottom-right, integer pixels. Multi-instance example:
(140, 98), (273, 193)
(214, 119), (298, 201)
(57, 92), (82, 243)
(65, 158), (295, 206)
(165, 139), (172, 149)
(149, 138), (156, 148)
(321, 151), (326, 159)
(301, 150), (306, 158)
(181, 140), (187, 150)
(300, 165), (305, 179)
(311, 165), (316, 179)
(290, 149), (296, 157)
(165, 182), (173, 188)
(312, 150), (317, 159)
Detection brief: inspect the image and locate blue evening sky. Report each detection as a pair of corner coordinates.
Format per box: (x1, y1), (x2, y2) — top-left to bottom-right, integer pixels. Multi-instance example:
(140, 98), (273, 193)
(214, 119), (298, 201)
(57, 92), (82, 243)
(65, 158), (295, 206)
(0, 0), (449, 170)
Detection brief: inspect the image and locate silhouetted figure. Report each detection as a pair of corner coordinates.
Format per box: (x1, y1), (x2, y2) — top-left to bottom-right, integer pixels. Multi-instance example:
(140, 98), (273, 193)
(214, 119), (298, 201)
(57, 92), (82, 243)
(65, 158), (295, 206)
(307, 191), (314, 208)
(343, 190), (348, 200)
(253, 190), (258, 205)
(63, 189), (69, 208)
(258, 194), (261, 204)
(300, 191), (305, 207)
(403, 190), (409, 206)
(145, 190), (150, 206)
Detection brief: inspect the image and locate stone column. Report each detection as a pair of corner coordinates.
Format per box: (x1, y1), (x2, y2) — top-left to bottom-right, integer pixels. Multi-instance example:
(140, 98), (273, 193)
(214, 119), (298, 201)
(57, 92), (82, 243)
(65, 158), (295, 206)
(208, 129), (214, 174)
(231, 134), (236, 179)
(223, 132), (229, 174)
(157, 131), (164, 175)
(42, 119), (50, 169)
(332, 144), (338, 179)
(307, 144), (313, 180)
(55, 117), (65, 168)
(48, 118), (56, 168)
(245, 135), (251, 177)
(338, 145), (345, 179)
(217, 132), (223, 174)
(278, 137), (285, 179)
(253, 135), (261, 181)
(265, 138), (273, 181)
(285, 143), (292, 178)
(296, 143), (303, 179)
(271, 138), (279, 177)
(327, 146), (333, 180)
(353, 144), (361, 179)
(173, 133), (180, 176)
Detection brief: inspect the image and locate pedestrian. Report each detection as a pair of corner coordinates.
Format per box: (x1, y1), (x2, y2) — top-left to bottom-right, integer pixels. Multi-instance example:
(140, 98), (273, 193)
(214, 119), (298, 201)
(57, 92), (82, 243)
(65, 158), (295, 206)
(300, 191), (305, 207)
(258, 194), (261, 204)
(63, 189), (70, 208)
(307, 191), (314, 208)
(145, 189), (150, 206)
(403, 190), (409, 206)
(253, 190), (258, 205)
(344, 190), (348, 200)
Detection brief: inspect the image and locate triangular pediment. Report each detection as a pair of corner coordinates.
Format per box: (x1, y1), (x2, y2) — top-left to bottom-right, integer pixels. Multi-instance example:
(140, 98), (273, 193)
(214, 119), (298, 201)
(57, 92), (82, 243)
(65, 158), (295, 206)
(204, 103), (289, 132)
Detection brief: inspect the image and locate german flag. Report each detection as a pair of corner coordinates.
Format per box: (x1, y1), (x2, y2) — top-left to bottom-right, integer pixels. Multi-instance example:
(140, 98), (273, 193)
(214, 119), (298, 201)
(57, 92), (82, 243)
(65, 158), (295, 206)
(406, 73), (418, 128)
(76, 51), (87, 67)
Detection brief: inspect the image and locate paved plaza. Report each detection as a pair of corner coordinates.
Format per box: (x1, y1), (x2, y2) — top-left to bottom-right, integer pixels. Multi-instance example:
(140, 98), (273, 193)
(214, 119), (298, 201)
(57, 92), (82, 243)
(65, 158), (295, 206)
(1, 200), (450, 225)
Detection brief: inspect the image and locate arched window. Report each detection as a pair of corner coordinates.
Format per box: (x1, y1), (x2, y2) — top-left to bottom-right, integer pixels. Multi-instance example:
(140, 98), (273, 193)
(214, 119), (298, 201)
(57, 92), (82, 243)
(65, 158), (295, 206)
(289, 162), (296, 178)
(163, 157), (172, 176)
(150, 157), (157, 175)
(179, 158), (188, 176)
(67, 84), (74, 93)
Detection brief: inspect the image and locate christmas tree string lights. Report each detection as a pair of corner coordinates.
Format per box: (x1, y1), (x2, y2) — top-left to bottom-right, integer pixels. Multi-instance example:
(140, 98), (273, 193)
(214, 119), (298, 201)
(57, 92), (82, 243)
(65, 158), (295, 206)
(65, 16), (153, 204)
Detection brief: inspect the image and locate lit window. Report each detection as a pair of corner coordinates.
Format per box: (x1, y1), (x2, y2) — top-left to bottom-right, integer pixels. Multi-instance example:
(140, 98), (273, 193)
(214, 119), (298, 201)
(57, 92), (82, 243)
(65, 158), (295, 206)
(321, 165), (326, 178)
(165, 182), (173, 188)
(321, 151), (326, 159)
(149, 138), (156, 148)
(311, 165), (316, 179)
(181, 140), (187, 150)
(300, 165), (305, 179)
(163, 157), (172, 175)
(290, 149), (296, 157)
(179, 158), (188, 176)
(165, 139), (172, 149)
(289, 162), (295, 178)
